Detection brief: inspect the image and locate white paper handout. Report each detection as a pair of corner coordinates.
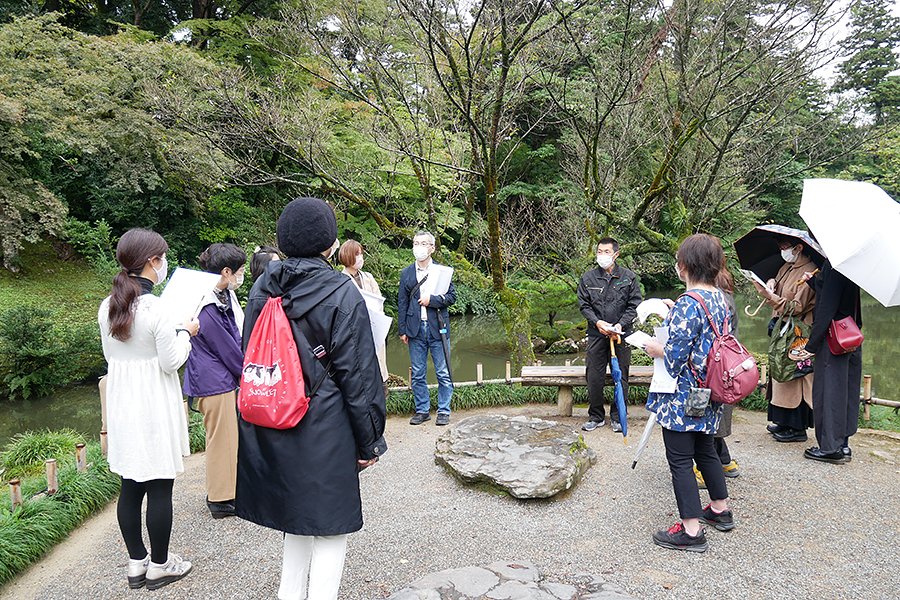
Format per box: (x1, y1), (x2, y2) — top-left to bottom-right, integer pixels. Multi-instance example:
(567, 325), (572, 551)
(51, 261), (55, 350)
(359, 289), (386, 313)
(738, 268), (771, 291)
(430, 264), (454, 296)
(159, 267), (221, 324)
(624, 331), (653, 348)
(367, 311), (393, 352)
(355, 288), (391, 351)
(649, 326), (678, 394)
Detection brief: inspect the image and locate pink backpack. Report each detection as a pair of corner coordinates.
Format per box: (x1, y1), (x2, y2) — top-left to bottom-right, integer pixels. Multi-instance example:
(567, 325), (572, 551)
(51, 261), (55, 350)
(683, 292), (759, 405)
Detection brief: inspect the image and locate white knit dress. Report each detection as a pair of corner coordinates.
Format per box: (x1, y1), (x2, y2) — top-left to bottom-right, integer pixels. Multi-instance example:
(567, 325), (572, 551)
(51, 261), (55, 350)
(98, 294), (192, 482)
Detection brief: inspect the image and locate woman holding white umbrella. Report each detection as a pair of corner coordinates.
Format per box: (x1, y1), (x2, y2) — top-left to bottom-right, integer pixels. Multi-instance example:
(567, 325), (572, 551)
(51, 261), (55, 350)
(801, 257), (861, 463)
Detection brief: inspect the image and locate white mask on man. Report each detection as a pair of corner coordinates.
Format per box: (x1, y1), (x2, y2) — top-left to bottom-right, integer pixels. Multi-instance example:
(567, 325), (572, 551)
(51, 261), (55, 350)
(413, 245), (431, 262)
(596, 255), (614, 270)
(781, 247), (798, 263)
(327, 239), (339, 260)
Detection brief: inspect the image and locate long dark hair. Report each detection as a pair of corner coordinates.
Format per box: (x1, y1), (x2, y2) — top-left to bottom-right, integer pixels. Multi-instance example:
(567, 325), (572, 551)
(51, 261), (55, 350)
(108, 229), (168, 341)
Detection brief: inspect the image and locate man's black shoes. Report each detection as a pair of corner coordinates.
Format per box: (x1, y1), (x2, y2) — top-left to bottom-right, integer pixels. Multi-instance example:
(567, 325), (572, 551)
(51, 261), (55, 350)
(435, 413), (450, 426)
(804, 447), (848, 464)
(409, 412), (431, 425)
(206, 497), (235, 519)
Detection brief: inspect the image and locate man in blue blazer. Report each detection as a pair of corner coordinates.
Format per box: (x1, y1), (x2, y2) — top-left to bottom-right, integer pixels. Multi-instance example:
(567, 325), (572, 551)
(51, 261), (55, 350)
(398, 231), (456, 426)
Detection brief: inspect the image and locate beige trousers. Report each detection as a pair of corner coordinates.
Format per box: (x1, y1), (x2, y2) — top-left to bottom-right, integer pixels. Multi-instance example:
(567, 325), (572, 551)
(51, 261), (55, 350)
(195, 391), (238, 502)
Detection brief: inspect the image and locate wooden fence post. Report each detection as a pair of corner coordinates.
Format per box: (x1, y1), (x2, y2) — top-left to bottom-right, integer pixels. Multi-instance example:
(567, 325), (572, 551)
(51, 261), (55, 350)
(9, 479), (22, 510)
(863, 375), (872, 421)
(46, 459), (58, 495)
(565, 359), (571, 367)
(408, 367), (413, 390)
(100, 431), (108, 457)
(505, 361), (511, 383)
(476, 363), (483, 385)
(76, 443), (87, 473)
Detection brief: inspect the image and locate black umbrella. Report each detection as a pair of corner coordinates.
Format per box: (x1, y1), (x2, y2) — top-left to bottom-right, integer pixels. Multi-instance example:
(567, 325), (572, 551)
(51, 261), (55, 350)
(733, 224), (825, 282)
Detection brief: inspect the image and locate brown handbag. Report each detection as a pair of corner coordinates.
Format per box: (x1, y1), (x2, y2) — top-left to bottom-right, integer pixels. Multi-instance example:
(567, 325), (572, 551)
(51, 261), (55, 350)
(826, 302), (863, 355)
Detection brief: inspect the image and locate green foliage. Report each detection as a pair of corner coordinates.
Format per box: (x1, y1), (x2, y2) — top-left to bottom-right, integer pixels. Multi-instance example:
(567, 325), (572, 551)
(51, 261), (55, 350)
(62, 217), (114, 270)
(0, 305), (105, 400)
(0, 428), (85, 479)
(513, 278), (578, 327)
(188, 409), (206, 453)
(0, 442), (120, 585)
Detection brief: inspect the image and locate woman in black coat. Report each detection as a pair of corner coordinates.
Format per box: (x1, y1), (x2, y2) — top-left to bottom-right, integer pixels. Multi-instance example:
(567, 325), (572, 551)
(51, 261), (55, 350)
(236, 198), (386, 600)
(802, 259), (862, 464)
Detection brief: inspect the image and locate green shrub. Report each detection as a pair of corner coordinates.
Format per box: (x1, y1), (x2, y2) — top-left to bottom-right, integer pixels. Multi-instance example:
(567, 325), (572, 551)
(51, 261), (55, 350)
(387, 383), (560, 414)
(0, 306), (105, 399)
(63, 217), (115, 270)
(1, 429), (86, 479)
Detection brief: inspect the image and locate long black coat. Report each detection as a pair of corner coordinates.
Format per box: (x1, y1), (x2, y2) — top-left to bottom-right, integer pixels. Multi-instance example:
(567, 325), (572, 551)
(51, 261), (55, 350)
(235, 256), (387, 536)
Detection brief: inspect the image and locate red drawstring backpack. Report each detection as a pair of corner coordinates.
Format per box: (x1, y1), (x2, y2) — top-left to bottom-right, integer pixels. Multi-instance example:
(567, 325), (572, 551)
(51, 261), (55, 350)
(238, 297), (328, 429)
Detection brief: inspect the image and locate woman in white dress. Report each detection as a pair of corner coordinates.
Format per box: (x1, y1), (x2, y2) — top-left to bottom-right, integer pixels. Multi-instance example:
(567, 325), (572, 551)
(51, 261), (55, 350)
(338, 240), (389, 394)
(98, 228), (199, 591)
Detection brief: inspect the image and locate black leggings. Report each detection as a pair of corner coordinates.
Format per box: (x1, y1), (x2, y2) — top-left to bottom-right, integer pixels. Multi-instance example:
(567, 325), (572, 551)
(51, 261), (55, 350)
(662, 428), (728, 520)
(117, 478), (174, 564)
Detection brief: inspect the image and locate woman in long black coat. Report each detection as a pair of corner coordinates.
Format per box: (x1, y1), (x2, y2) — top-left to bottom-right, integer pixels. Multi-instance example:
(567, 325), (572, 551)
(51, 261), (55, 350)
(236, 198), (386, 600)
(803, 259), (862, 464)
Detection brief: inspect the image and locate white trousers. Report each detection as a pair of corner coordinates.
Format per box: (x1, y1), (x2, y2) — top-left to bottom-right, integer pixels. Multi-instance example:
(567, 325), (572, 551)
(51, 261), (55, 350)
(277, 534), (348, 600)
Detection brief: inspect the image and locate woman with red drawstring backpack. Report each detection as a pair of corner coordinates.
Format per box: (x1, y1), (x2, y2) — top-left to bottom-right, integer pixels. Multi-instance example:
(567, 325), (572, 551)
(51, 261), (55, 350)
(235, 198), (386, 600)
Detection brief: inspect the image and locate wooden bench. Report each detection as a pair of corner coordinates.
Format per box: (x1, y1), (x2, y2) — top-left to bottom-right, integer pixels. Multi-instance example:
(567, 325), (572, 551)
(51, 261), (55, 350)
(520, 365), (654, 416)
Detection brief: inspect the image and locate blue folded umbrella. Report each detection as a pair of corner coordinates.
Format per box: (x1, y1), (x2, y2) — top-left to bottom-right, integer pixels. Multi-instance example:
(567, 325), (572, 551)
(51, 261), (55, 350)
(609, 337), (627, 440)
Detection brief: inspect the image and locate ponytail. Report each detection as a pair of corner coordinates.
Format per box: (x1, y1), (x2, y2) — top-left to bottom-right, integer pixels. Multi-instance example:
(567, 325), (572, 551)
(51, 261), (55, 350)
(106, 229), (168, 341)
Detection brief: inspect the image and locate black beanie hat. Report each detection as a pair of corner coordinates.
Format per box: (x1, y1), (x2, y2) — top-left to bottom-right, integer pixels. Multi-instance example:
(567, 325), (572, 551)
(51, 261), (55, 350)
(277, 197), (338, 258)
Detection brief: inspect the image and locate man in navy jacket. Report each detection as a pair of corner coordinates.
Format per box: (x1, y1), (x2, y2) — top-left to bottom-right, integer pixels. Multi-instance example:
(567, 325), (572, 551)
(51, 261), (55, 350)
(398, 231), (456, 426)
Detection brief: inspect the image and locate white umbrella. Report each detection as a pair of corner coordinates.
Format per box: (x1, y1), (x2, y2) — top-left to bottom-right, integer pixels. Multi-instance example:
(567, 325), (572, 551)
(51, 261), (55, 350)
(800, 179), (900, 307)
(631, 411), (657, 470)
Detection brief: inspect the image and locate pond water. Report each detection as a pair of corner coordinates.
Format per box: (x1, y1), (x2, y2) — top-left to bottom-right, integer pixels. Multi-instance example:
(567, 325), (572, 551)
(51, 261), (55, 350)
(2, 290), (898, 448)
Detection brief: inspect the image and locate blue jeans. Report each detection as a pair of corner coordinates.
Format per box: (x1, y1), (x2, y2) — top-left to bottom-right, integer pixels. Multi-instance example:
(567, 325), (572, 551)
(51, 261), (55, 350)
(408, 320), (453, 414)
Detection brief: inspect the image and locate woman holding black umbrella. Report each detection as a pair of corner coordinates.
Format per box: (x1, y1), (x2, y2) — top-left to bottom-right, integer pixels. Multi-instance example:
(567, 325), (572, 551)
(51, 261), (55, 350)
(752, 235), (817, 442)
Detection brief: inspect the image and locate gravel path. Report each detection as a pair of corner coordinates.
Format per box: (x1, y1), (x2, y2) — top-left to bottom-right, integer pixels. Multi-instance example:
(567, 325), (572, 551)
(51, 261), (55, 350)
(2, 404), (899, 600)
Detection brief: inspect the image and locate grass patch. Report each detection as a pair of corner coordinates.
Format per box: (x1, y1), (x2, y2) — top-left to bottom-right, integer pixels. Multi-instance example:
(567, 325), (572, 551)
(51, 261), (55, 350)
(861, 404), (900, 433)
(0, 242), (110, 329)
(1, 429), (86, 479)
(0, 442), (120, 585)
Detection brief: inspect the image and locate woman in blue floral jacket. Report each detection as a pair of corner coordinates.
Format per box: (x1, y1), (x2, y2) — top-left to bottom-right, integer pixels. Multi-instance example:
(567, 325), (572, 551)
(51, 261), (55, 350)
(643, 234), (735, 553)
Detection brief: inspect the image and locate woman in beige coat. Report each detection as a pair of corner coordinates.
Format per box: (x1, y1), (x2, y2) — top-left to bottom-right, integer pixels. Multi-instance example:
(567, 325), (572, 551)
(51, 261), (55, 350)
(753, 237), (817, 442)
(339, 240), (390, 395)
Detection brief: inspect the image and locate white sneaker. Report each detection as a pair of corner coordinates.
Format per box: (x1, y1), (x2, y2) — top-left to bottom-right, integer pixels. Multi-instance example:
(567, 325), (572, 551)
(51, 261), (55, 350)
(127, 554), (150, 589)
(146, 553), (192, 590)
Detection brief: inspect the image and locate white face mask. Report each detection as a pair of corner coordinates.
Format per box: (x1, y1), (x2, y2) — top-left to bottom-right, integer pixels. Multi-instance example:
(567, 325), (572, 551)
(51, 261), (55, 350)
(596, 254), (614, 269)
(781, 247), (798, 263)
(227, 272), (244, 290)
(327, 239), (339, 260)
(354, 255), (364, 270)
(413, 244), (431, 262)
(153, 257), (168, 285)
(675, 262), (685, 282)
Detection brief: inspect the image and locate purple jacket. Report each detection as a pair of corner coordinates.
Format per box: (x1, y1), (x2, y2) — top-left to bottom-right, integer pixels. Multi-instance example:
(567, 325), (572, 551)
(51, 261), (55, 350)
(182, 299), (243, 397)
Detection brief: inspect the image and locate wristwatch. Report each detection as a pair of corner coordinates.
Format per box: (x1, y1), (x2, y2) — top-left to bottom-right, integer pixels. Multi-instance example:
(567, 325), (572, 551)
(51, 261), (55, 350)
(175, 328), (190, 336)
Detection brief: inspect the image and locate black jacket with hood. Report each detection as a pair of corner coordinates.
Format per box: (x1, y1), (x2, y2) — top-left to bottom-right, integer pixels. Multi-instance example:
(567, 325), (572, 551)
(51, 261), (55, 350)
(235, 256), (387, 536)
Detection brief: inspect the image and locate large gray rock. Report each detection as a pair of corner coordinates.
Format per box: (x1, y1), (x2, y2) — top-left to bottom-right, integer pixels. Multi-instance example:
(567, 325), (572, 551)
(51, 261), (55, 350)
(434, 415), (597, 498)
(387, 561), (636, 600)
(546, 338), (578, 354)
